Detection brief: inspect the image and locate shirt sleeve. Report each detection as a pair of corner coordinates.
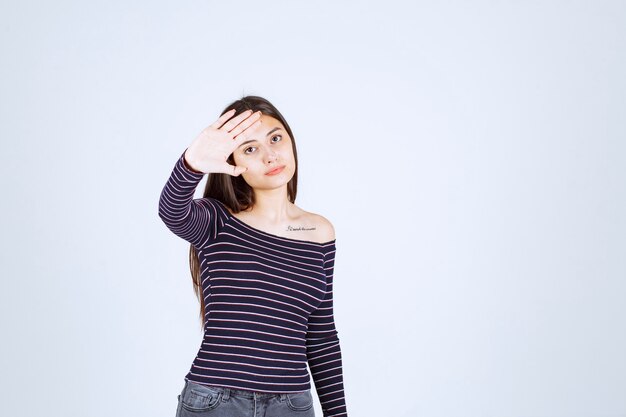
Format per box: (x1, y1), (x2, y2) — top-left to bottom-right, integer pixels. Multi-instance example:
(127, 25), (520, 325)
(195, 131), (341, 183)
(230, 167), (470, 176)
(305, 241), (348, 417)
(157, 149), (226, 248)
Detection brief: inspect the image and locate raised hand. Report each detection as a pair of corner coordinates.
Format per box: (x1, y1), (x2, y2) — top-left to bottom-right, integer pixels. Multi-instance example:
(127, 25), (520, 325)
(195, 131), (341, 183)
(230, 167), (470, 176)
(184, 109), (262, 176)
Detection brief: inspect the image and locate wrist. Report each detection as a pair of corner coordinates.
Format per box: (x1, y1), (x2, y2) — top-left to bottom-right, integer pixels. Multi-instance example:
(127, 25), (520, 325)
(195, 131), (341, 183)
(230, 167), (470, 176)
(183, 151), (203, 174)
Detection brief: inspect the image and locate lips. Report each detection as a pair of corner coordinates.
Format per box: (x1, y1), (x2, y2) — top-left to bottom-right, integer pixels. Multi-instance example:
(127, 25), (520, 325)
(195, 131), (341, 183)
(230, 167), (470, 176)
(265, 165), (286, 175)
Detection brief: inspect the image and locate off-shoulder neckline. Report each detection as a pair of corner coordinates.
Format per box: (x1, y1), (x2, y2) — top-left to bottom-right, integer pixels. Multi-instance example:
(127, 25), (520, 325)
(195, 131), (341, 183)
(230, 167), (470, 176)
(213, 199), (336, 247)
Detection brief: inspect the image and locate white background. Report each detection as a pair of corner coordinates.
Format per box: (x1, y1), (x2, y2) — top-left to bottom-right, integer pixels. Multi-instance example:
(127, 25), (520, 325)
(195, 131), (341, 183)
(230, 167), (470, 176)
(1, 1), (625, 416)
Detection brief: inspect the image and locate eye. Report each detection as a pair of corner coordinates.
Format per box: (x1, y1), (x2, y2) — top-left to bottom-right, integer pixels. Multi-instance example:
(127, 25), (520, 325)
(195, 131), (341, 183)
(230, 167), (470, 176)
(243, 135), (281, 154)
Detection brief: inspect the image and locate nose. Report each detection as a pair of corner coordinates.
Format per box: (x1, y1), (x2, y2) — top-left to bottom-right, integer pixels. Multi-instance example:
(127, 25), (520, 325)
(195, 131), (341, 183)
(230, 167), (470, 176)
(266, 150), (278, 163)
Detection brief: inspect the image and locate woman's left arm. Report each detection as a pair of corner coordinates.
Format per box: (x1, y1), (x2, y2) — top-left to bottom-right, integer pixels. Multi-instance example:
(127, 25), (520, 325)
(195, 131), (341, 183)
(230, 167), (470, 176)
(305, 241), (348, 417)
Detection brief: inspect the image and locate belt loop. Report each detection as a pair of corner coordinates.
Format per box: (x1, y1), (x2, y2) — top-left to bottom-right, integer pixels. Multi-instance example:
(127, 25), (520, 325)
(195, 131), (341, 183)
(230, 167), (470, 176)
(279, 393), (287, 402)
(222, 388), (230, 402)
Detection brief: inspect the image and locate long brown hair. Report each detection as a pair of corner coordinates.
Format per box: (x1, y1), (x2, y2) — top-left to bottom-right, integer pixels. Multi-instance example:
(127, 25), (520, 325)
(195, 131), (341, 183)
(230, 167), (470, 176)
(189, 95), (300, 329)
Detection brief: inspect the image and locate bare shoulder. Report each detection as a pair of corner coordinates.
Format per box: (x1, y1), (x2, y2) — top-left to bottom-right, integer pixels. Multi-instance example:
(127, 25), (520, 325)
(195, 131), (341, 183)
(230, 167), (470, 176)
(301, 210), (336, 243)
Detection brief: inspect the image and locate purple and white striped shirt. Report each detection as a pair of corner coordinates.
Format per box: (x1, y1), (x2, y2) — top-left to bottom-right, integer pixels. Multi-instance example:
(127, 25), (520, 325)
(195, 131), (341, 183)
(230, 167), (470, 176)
(158, 150), (348, 417)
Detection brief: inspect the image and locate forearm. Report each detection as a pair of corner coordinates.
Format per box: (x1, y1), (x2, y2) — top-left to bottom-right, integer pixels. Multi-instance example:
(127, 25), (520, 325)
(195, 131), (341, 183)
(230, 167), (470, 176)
(307, 334), (348, 417)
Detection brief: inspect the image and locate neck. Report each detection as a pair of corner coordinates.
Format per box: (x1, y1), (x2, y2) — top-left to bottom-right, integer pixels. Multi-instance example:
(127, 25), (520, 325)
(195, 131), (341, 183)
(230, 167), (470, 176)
(249, 187), (292, 222)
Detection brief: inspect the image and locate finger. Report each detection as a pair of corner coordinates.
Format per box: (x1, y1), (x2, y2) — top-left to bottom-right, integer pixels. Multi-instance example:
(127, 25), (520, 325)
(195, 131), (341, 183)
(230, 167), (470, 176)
(232, 119), (263, 147)
(220, 109), (255, 132)
(230, 111), (262, 138)
(208, 109), (236, 129)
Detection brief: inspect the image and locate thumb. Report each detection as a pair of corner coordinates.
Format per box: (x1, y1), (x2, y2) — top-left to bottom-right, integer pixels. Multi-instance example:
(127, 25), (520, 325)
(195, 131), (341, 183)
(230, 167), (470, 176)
(232, 165), (248, 176)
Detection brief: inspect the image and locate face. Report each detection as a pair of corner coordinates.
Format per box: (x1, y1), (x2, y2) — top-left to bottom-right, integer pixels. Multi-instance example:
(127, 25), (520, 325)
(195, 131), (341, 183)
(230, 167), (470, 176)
(231, 114), (295, 190)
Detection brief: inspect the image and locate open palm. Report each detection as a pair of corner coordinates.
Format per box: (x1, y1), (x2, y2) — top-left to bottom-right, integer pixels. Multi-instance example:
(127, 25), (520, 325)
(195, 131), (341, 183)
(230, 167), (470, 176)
(184, 109), (262, 176)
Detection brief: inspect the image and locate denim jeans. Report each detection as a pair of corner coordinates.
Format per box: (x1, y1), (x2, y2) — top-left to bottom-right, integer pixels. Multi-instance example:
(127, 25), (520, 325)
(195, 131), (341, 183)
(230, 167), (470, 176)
(175, 379), (316, 417)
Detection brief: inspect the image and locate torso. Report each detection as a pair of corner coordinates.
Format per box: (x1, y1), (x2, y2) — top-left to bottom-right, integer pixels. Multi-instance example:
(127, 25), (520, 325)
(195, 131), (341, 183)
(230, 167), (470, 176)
(225, 203), (332, 243)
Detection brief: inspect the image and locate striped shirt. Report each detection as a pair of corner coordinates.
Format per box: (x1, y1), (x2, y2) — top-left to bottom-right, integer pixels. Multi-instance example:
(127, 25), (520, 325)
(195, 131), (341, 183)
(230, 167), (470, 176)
(158, 150), (348, 417)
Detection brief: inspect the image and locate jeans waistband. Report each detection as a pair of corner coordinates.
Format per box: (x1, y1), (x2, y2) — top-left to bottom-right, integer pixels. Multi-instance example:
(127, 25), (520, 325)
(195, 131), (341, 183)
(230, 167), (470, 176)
(183, 379), (309, 401)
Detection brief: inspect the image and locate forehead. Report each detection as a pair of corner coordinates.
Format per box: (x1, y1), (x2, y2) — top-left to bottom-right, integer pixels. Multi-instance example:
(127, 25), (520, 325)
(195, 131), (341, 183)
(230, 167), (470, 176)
(251, 114), (282, 132)
(241, 115), (285, 141)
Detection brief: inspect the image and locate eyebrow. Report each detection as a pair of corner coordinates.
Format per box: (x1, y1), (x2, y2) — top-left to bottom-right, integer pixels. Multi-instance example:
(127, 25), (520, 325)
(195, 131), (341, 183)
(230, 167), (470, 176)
(238, 127), (282, 148)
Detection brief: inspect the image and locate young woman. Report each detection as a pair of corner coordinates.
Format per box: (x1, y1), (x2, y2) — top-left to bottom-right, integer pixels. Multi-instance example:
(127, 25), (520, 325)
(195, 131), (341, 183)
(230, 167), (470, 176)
(158, 96), (348, 417)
